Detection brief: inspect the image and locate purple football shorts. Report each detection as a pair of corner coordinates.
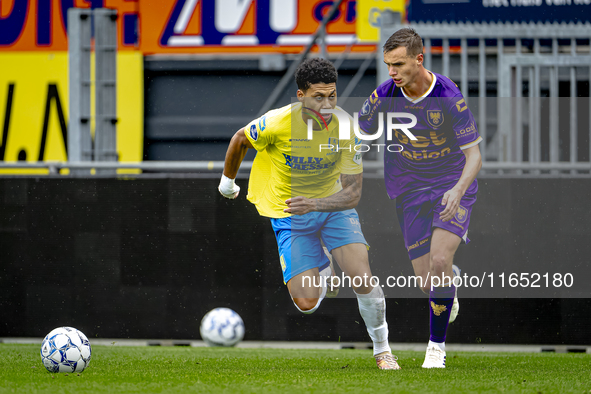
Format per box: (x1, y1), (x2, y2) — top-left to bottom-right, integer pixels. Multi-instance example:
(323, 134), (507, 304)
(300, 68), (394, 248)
(396, 179), (477, 261)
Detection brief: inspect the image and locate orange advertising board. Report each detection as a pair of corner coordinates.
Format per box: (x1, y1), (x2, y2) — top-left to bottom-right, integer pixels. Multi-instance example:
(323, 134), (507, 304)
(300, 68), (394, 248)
(0, 1), (377, 54)
(0, 0), (139, 52)
(139, 0), (375, 54)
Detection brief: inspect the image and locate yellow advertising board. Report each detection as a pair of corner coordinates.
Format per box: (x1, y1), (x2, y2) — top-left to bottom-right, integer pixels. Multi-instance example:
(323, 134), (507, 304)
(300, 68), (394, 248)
(0, 52), (143, 174)
(356, 0), (407, 42)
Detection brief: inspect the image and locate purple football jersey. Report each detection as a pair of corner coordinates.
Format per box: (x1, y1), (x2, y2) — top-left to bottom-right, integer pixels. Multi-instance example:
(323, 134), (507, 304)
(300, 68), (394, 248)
(359, 72), (482, 199)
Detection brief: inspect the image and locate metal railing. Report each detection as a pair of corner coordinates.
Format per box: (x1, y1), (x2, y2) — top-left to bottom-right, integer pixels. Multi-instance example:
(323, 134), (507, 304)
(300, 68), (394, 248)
(1, 160), (589, 178)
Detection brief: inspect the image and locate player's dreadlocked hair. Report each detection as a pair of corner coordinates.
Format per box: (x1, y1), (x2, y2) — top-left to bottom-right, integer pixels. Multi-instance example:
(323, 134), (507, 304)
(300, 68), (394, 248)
(295, 58), (338, 91)
(383, 28), (423, 57)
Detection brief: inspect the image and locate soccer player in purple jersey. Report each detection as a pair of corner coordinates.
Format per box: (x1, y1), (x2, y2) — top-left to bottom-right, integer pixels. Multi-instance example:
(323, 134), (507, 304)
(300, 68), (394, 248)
(358, 28), (482, 368)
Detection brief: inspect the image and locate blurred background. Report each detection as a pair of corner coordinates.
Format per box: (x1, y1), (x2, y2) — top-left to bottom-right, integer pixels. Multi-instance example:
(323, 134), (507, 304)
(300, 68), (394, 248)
(0, 0), (590, 346)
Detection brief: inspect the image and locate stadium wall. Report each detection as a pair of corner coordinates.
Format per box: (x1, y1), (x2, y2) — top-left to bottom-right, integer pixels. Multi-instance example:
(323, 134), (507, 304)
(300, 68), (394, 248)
(143, 58), (380, 161)
(1, 177), (589, 345)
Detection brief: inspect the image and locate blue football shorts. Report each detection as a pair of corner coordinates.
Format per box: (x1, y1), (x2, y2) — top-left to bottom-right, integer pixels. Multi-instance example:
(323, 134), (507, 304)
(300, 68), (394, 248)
(270, 209), (368, 284)
(396, 179), (478, 261)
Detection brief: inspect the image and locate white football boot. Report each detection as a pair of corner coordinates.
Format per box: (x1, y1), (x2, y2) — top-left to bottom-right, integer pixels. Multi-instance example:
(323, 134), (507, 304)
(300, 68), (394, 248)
(375, 352), (402, 370)
(421, 344), (446, 368)
(449, 264), (460, 323)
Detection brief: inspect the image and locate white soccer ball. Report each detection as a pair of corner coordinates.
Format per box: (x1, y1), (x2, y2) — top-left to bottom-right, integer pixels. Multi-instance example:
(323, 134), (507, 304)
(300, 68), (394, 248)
(200, 307), (245, 347)
(40, 327), (92, 373)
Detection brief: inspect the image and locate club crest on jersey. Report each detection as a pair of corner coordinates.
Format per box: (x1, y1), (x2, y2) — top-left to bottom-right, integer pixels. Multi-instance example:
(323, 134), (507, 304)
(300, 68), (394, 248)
(455, 205), (468, 223)
(250, 124), (258, 140)
(427, 110), (444, 128)
(328, 137), (339, 152)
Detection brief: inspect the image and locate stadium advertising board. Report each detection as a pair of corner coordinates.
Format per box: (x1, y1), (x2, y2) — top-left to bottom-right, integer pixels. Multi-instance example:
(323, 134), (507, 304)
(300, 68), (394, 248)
(356, 0), (407, 42)
(0, 52), (143, 173)
(138, 0), (376, 54)
(408, 0), (591, 23)
(0, 1), (142, 173)
(1, 0), (377, 54)
(0, 0), (139, 51)
(2, 0), (588, 53)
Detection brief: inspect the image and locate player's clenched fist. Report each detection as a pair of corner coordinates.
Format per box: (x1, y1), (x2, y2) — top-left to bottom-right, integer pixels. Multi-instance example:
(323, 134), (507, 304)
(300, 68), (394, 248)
(218, 174), (240, 199)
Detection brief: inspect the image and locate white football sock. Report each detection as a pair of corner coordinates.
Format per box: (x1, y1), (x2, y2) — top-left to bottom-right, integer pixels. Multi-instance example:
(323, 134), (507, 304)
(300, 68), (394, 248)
(319, 264), (337, 292)
(428, 340), (445, 351)
(293, 270), (327, 315)
(319, 264), (331, 280)
(356, 285), (391, 356)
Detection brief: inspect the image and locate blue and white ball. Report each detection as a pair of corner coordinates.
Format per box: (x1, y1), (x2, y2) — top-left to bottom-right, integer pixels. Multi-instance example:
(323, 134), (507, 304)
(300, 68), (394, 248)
(40, 327), (92, 373)
(200, 308), (245, 347)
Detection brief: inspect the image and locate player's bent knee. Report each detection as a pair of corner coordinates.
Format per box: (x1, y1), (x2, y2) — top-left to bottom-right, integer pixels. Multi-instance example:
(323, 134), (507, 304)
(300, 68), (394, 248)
(293, 298), (320, 314)
(430, 254), (450, 274)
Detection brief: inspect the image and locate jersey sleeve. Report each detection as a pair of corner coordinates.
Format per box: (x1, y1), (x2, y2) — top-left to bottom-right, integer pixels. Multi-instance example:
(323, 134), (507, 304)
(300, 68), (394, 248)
(357, 88), (383, 135)
(339, 112), (363, 175)
(243, 113), (274, 152)
(447, 95), (482, 150)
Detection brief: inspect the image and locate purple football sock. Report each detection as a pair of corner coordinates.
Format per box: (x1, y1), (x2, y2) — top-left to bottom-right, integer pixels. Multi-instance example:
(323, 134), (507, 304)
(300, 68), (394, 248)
(429, 284), (455, 343)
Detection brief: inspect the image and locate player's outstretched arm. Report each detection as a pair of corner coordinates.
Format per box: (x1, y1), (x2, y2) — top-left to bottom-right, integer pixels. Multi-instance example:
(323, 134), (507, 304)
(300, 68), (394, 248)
(219, 128), (254, 199)
(440, 145), (482, 222)
(285, 173), (363, 215)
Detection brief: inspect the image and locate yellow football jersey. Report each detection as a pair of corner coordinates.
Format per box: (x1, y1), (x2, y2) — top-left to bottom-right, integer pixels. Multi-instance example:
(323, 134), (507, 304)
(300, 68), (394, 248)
(244, 102), (362, 218)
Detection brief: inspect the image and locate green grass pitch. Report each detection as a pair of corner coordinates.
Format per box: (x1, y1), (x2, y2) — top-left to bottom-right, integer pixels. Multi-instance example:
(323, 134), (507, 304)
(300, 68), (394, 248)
(1, 344), (589, 393)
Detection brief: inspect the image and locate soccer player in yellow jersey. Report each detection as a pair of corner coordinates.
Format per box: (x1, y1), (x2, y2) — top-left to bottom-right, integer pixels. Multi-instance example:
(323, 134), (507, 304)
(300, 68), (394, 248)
(218, 58), (400, 370)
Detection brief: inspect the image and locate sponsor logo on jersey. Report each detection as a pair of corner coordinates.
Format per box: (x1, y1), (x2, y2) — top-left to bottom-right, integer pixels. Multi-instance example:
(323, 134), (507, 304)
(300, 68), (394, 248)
(427, 110), (444, 128)
(455, 99), (468, 113)
(250, 124), (258, 140)
(400, 147), (452, 161)
(360, 99), (371, 116)
(456, 122), (477, 137)
(258, 116), (267, 131)
(353, 152), (362, 164)
(282, 154), (337, 171)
